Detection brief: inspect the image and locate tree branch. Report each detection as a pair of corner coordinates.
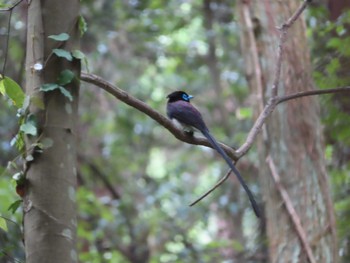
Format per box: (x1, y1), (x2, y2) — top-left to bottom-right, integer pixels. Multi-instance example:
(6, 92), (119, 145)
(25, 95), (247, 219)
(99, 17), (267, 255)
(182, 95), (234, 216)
(277, 87), (350, 104)
(80, 72), (239, 160)
(236, 0), (311, 157)
(266, 156), (317, 263)
(80, 71), (350, 207)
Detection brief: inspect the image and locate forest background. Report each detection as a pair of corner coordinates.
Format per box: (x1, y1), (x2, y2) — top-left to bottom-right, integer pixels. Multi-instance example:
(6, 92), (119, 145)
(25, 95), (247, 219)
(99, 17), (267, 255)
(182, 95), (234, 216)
(0, 0), (349, 262)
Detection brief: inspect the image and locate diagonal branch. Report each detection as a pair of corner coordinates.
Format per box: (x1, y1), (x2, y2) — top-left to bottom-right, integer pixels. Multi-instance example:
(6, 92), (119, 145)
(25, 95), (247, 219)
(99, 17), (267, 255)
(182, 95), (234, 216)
(266, 156), (316, 263)
(80, 72), (238, 160)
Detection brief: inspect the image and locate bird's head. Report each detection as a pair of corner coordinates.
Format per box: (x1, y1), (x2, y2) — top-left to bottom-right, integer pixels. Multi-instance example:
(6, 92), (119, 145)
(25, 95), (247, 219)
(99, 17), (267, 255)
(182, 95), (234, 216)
(167, 91), (194, 103)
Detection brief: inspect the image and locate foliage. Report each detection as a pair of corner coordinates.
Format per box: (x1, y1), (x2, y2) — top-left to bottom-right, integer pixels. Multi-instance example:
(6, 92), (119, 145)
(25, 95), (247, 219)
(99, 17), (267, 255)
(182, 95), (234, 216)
(308, 6), (350, 262)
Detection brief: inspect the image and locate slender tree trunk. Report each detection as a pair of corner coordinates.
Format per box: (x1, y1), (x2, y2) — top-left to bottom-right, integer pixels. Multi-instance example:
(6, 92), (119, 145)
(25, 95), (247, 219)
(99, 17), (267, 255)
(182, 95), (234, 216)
(24, 0), (80, 262)
(237, 1), (337, 262)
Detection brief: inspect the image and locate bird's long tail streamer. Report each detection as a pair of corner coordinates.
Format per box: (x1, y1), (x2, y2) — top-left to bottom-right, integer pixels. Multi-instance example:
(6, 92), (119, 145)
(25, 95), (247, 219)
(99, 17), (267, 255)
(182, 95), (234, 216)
(202, 130), (260, 218)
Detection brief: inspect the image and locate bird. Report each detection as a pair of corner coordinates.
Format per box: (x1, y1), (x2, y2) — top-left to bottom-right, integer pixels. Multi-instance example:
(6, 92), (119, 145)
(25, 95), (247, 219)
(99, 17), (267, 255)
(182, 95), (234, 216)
(166, 90), (260, 218)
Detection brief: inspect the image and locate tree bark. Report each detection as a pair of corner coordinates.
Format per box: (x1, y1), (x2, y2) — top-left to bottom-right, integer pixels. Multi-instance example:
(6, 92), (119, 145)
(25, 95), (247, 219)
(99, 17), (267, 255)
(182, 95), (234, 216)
(237, 1), (337, 262)
(24, 0), (80, 262)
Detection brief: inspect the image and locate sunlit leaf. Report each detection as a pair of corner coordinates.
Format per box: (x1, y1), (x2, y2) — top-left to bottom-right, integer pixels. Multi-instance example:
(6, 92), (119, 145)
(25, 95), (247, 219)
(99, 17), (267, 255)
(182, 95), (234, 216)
(48, 33), (70, 41)
(72, 50), (85, 60)
(0, 217), (7, 232)
(0, 76), (25, 108)
(78, 15), (88, 36)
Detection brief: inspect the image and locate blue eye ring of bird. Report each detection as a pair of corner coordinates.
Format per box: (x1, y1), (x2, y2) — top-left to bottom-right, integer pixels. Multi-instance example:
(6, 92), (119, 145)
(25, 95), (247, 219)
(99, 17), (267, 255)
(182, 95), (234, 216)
(182, 93), (193, 101)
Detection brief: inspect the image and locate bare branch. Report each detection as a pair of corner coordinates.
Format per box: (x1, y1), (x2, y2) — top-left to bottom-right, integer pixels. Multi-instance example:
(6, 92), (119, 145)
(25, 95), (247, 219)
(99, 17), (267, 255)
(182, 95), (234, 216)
(237, 0), (311, 157)
(271, 0), (310, 97)
(190, 169), (232, 206)
(266, 156), (317, 263)
(277, 87), (350, 104)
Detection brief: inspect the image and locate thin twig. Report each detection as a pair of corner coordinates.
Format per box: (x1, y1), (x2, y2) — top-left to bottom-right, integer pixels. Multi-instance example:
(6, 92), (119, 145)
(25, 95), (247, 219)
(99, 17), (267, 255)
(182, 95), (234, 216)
(281, 0), (310, 29)
(277, 87), (350, 104)
(1, 9), (12, 77)
(237, 0), (311, 157)
(271, 0), (309, 97)
(190, 169), (231, 206)
(266, 156), (316, 263)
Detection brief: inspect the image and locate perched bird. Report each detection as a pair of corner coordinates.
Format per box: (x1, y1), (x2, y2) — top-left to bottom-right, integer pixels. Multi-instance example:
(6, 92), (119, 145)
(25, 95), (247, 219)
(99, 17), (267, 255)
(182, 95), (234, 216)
(166, 91), (260, 218)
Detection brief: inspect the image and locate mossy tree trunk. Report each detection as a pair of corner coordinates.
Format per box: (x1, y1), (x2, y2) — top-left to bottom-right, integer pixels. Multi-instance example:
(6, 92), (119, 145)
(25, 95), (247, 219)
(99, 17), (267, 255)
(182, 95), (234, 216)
(24, 0), (80, 262)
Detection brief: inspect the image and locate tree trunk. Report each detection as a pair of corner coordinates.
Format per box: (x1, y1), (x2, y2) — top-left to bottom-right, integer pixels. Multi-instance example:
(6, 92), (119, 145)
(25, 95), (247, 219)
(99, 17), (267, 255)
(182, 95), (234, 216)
(237, 1), (337, 262)
(24, 0), (80, 262)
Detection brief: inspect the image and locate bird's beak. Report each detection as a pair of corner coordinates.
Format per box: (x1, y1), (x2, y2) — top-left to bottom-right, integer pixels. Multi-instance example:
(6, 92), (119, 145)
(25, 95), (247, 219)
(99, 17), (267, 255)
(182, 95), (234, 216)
(188, 95), (194, 100)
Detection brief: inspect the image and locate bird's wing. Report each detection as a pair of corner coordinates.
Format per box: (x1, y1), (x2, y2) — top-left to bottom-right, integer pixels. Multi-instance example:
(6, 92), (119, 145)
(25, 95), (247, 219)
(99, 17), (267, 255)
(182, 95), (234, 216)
(167, 101), (208, 131)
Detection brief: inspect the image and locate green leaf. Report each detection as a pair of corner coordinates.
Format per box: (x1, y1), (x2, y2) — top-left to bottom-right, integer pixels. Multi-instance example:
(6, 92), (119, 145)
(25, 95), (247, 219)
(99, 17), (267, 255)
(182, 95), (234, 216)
(72, 50), (85, 60)
(40, 83), (59, 91)
(48, 33), (70, 41)
(20, 122), (37, 136)
(57, 69), (75, 86)
(0, 217), (7, 232)
(10, 133), (25, 151)
(20, 115), (37, 136)
(0, 76), (25, 108)
(58, 86), (73, 101)
(78, 15), (88, 36)
(40, 137), (54, 149)
(53, 49), (73, 61)
(8, 200), (22, 214)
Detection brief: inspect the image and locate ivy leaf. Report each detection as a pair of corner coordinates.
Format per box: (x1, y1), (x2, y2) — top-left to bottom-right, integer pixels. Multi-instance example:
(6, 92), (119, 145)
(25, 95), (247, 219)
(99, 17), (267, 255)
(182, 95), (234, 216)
(8, 200), (22, 214)
(40, 83), (59, 91)
(20, 114), (37, 136)
(40, 137), (54, 149)
(78, 15), (88, 36)
(10, 133), (25, 151)
(0, 217), (7, 232)
(48, 33), (70, 41)
(53, 49), (73, 61)
(20, 122), (37, 136)
(0, 76), (25, 108)
(57, 70), (75, 86)
(72, 50), (85, 60)
(58, 86), (73, 102)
